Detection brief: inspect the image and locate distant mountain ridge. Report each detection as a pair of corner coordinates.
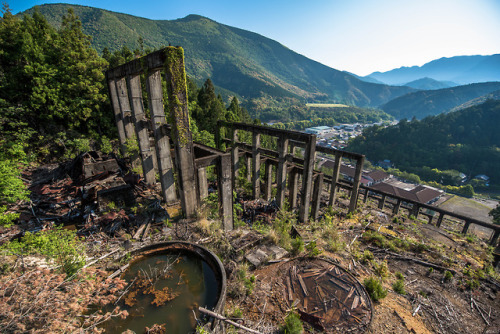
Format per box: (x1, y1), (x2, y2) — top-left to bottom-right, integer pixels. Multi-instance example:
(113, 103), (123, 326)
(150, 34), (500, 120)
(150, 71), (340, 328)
(22, 4), (414, 108)
(380, 82), (500, 120)
(402, 77), (457, 90)
(366, 54), (500, 85)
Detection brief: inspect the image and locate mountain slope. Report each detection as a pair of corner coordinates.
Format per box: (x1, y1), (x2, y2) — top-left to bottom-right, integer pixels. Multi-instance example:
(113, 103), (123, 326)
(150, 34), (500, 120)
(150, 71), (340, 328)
(348, 99), (500, 185)
(367, 55), (500, 85)
(380, 82), (500, 120)
(22, 4), (414, 107)
(402, 77), (456, 90)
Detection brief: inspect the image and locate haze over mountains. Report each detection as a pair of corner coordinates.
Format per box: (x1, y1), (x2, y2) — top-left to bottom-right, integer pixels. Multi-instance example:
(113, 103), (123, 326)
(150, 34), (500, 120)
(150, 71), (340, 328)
(366, 54), (500, 86)
(22, 4), (500, 120)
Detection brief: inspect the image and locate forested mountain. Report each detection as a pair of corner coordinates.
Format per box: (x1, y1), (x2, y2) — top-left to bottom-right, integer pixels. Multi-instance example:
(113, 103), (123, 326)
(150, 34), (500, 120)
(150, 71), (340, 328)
(21, 4), (414, 108)
(366, 54), (500, 85)
(380, 82), (500, 120)
(402, 77), (456, 90)
(348, 100), (500, 185)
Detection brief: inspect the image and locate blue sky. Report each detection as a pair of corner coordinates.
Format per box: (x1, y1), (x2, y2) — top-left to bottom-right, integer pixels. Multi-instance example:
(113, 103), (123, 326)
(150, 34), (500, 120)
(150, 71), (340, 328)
(9, 0), (500, 76)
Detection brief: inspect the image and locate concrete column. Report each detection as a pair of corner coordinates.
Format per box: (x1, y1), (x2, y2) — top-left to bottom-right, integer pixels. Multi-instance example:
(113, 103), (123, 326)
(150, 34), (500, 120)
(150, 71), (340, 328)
(490, 230), (500, 246)
(329, 151), (342, 207)
(127, 74), (155, 185)
(198, 167), (208, 200)
(163, 47), (198, 218)
(252, 132), (261, 199)
(115, 77), (135, 141)
(436, 212), (444, 228)
(246, 155), (252, 183)
(218, 154), (233, 231)
(348, 155), (365, 213)
(299, 135), (316, 223)
(276, 135), (289, 209)
(462, 220), (471, 234)
(264, 161), (273, 201)
(427, 214), (433, 225)
(311, 173), (324, 221)
(288, 169), (299, 209)
(107, 78), (127, 155)
(231, 129), (239, 189)
(393, 199), (402, 215)
(378, 194), (386, 210)
(363, 189), (369, 203)
(411, 204), (420, 219)
(146, 70), (177, 204)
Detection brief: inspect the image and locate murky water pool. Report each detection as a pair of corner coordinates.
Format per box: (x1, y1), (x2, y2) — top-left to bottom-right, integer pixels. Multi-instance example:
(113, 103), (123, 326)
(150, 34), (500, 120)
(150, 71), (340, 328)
(100, 250), (220, 333)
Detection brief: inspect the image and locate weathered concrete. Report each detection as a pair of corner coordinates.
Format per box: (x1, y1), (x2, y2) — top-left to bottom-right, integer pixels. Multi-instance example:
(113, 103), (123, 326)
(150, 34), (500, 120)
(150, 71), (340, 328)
(264, 161), (273, 201)
(348, 155), (364, 213)
(145, 70), (177, 204)
(288, 168), (299, 209)
(163, 47), (198, 218)
(329, 151), (342, 207)
(106, 78), (127, 155)
(218, 154), (233, 231)
(127, 74), (155, 185)
(311, 173), (324, 221)
(252, 132), (261, 199)
(198, 167), (209, 200)
(276, 135), (289, 209)
(231, 128), (239, 189)
(299, 135), (316, 224)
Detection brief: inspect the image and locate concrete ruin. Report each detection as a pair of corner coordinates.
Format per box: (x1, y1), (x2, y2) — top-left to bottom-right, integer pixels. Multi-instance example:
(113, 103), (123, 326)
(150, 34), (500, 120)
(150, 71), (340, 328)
(105, 47), (500, 248)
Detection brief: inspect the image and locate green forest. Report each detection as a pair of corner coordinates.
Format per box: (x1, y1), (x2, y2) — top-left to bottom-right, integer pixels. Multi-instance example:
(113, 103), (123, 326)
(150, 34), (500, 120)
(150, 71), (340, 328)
(348, 99), (500, 188)
(0, 6), (251, 225)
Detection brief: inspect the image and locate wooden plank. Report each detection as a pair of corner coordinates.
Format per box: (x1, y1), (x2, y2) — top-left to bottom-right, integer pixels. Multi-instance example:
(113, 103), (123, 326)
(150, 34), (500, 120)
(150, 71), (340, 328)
(298, 274), (309, 296)
(286, 276), (293, 301)
(351, 295), (359, 310)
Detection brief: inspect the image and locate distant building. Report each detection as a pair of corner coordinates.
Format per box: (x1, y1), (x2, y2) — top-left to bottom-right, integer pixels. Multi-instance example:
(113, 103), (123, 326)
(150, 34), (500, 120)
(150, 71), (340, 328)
(370, 183), (443, 204)
(305, 126), (331, 135)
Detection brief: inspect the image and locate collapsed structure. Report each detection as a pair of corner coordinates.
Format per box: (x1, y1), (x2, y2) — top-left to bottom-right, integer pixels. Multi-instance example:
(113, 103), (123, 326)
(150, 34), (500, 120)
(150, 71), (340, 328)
(105, 47), (500, 247)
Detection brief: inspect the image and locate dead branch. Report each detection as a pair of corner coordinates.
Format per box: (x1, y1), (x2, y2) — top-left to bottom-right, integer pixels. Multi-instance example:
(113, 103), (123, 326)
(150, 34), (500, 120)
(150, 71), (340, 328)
(199, 307), (263, 334)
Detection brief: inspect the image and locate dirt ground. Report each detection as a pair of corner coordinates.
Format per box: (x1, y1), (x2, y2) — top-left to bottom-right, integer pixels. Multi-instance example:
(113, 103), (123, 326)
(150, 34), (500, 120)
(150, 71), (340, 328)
(2, 159), (500, 334)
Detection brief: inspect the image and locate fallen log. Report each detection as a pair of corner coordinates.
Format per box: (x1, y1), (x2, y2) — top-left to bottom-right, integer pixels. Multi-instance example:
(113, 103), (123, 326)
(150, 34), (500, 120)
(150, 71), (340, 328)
(198, 307), (262, 334)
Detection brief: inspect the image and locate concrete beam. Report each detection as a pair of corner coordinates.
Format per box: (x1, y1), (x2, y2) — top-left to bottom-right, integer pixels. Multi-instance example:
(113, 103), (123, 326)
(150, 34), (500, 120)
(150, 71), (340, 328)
(163, 47), (198, 218)
(145, 70), (177, 204)
(127, 74), (155, 185)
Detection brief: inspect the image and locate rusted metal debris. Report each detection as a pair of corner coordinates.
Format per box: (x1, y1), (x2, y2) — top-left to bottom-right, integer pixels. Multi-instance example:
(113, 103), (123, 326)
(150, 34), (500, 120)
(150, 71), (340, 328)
(10, 151), (168, 241)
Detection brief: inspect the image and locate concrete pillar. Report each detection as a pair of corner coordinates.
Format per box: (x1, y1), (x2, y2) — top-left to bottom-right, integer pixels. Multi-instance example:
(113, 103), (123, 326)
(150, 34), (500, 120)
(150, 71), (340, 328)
(264, 161), (273, 201)
(145, 70), (177, 204)
(107, 78), (127, 155)
(231, 129), (239, 189)
(329, 151), (342, 207)
(462, 220), (471, 235)
(299, 135), (316, 223)
(311, 173), (324, 221)
(276, 135), (289, 209)
(198, 168), (208, 200)
(393, 199), (402, 215)
(252, 132), (261, 199)
(411, 204), (420, 219)
(218, 154), (233, 231)
(490, 230), (500, 246)
(127, 74), (156, 185)
(363, 188), (369, 203)
(288, 169), (299, 209)
(246, 155), (252, 183)
(436, 212), (444, 228)
(378, 194), (386, 210)
(348, 156), (365, 213)
(115, 75), (140, 167)
(427, 214), (433, 225)
(163, 47), (198, 217)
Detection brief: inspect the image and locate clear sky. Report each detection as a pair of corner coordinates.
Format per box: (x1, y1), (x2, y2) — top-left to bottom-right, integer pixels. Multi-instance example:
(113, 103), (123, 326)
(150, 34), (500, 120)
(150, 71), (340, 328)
(9, 0), (500, 76)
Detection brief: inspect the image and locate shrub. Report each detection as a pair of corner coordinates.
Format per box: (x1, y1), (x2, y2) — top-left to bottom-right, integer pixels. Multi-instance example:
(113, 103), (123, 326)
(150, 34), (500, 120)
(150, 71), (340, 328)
(291, 237), (304, 255)
(443, 270), (453, 282)
(281, 312), (304, 334)
(2, 225), (86, 277)
(392, 279), (406, 295)
(364, 277), (387, 302)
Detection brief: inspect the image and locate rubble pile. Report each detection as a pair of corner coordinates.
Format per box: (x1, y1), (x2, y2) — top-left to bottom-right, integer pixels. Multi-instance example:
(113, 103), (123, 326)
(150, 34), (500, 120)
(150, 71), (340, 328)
(16, 151), (168, 240)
